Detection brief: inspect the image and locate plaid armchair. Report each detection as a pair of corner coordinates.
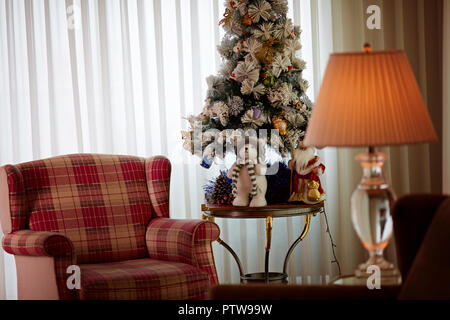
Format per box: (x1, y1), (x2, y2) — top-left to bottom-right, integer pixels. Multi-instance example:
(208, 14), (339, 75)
(0, 154), (219, 300)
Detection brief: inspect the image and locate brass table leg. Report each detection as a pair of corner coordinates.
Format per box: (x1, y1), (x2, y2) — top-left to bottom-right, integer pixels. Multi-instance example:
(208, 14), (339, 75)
(282, 213), (313, 276)
(264, 216), (273, 282)
(202, 214), (245, 279)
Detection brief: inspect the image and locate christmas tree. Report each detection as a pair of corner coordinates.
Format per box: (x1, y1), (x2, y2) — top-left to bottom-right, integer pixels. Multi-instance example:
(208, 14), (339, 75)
(182, 0), (313, 161)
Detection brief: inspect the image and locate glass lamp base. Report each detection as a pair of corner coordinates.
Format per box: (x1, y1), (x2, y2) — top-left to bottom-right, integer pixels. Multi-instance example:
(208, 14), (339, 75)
(354, 255), (399, 278)
(351, 150), (400, 280)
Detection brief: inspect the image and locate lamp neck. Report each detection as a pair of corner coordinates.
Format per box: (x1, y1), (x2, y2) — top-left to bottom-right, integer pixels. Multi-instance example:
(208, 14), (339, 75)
(355, 150), (388, 189)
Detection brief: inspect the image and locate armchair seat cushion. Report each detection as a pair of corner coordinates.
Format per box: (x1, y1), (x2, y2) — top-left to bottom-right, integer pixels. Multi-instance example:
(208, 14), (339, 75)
(79, 258), (210, 300)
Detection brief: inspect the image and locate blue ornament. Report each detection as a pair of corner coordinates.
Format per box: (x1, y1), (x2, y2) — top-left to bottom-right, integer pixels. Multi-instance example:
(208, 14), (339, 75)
(200, 156), (213, 169)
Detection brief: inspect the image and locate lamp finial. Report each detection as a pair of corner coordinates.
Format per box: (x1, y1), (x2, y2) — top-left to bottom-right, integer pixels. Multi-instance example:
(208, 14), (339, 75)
(363, 43), (372, 53)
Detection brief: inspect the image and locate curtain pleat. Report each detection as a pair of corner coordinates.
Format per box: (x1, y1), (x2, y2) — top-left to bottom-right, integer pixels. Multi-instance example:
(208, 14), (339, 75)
(174, 0), (193, 225)
(152, 0), (167, 156)
(79, 0), (96, 152)
(0, 1), (13, 164)
(65, 0), (83, 153)
(24, 0), (41, 159)
(119, 0), (137, 155)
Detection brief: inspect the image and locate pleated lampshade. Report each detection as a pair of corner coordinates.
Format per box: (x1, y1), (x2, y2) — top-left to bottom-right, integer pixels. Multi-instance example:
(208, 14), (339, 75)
(304, 49), (438, 148)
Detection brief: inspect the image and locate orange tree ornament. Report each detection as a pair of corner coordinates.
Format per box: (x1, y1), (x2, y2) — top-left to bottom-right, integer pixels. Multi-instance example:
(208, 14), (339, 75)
(272, 116), (287, 135)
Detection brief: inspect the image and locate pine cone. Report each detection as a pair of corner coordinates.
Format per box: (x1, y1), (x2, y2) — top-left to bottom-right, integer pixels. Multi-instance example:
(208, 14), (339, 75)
(211, 174), (234, 205)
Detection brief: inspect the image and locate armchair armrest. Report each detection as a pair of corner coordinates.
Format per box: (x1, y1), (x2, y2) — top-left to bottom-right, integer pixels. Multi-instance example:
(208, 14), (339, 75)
(146, 217), (220, 284)
(2, 230), (77, 299)
(2, 229), (74, 257)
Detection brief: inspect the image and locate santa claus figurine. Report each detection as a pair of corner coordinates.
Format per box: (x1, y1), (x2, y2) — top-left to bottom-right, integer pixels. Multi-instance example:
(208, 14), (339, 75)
(288, 143), (325, 204)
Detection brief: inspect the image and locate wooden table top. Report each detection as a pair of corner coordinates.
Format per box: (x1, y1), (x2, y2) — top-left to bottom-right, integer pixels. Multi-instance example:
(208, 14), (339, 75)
(201, 202), (325, 219)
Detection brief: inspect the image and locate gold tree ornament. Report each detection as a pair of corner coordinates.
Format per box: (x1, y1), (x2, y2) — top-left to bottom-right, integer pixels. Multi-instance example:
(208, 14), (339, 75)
(255, 37), (279, 65)
(219, 8), (235, 26)
(263, 73), (274, 87)
(256, 46), (274, 65)
(264, 36), (279, 50)
(243, 14), (253, 26)
(272, 116), (287, 135)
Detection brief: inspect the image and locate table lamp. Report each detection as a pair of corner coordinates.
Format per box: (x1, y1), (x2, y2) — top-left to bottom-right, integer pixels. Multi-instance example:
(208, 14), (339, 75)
(303, 44), (438, 278)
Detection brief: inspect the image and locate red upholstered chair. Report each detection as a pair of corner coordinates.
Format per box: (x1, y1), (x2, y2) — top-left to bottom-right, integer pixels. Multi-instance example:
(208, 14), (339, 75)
(0, 154), (219, 300)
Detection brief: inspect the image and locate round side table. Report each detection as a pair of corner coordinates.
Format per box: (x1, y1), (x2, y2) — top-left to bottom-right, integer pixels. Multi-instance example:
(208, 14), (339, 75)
(201, 202), (325, 283)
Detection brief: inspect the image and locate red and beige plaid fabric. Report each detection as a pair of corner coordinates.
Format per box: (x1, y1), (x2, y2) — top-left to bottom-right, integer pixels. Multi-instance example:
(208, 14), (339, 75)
(79, 258), (210, 300)
(2, 229), (73, 256)
(145, 157), (171, 218)
(1, 154), (220, 300)
(146, 218), (220, 284)
(5, 154), (152, 264)
(4, 165), (28, 231)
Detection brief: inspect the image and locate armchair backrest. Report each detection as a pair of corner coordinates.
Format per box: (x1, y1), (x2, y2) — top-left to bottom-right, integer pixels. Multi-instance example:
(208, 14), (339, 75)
(1, 154), (171, 264)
